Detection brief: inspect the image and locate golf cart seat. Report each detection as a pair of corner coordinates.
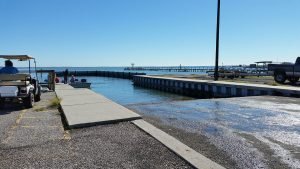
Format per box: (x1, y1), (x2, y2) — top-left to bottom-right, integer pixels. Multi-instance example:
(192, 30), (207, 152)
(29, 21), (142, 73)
(0, 74), (30, 86)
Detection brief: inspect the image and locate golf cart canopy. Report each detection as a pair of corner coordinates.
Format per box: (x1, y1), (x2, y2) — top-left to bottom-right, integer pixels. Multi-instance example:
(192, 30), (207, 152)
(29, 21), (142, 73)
(0, 55), (34, 61)
(0, 55), (37, 76)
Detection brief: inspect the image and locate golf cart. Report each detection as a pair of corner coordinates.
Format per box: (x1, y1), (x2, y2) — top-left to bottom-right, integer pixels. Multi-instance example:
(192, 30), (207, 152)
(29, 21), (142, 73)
(0, 55), (41, 108)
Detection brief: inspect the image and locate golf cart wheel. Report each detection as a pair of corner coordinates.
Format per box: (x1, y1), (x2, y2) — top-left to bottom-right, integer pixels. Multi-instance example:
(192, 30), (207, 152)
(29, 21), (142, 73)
(287, 77), (299, 84)
(24, 92), (34, 108)
(274, 72), (286, 84)
(0, 100), (4, 109)
(227, 75), (234, 79)
(34, 86), (41, 102)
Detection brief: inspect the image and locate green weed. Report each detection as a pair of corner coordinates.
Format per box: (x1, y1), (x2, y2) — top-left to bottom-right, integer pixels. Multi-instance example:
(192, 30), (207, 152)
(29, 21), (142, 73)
(48, 97), (62, 108)
(34, 107), (46, 112)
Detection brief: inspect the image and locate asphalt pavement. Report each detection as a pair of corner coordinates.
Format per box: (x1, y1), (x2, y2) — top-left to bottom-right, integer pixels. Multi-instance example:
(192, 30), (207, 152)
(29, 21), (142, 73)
(0, 92), (194, 169)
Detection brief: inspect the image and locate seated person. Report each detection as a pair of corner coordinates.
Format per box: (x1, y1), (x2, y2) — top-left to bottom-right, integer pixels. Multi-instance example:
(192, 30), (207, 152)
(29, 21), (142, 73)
(70, 75), (76, 83)
(55, 76), (60, 83)
(0, 60), (19, 74)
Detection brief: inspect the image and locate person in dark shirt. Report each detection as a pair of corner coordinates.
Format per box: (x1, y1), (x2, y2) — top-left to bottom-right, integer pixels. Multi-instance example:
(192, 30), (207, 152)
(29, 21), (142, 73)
(63, 69), (69, 84)
(0, 60), (19, 74)
(70, 75), (76, 83)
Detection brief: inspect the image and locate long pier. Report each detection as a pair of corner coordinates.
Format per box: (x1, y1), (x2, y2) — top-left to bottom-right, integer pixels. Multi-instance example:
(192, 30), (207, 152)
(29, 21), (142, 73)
(124, 66), (213, 72)
(133, 75), (300, 98)
(56, 71), (145, 79)
(124, 66), (269, 74)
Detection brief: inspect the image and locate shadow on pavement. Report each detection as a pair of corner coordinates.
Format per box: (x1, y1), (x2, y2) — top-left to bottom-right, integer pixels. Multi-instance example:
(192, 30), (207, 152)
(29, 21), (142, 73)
(0, 103), (28, 115)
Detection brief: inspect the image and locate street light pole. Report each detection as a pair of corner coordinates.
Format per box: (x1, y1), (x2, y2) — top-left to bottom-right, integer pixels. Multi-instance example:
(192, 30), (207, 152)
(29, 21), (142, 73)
(214, 0), (221, 81)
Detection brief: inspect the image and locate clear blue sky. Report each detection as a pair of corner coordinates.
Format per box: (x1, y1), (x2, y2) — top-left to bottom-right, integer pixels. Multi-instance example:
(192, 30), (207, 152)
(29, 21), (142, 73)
(0, 0), (299, 67)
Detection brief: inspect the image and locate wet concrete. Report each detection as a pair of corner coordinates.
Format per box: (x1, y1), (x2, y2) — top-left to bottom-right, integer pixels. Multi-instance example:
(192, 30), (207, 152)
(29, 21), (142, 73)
(127, 96), (300, 169)
(87, 77), (300, 169)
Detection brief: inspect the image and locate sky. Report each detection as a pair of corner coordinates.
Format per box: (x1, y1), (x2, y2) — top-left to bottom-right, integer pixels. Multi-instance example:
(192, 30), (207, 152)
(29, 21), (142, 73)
(0, 0), (299, 67)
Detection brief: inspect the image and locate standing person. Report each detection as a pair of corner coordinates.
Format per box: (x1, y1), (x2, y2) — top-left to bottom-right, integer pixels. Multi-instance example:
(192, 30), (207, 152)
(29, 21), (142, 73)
(63, 69), (68, 84)
(0, 60), (19, 74)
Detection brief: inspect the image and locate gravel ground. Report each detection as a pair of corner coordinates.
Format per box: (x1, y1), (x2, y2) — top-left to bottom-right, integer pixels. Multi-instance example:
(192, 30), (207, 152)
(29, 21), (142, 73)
(0, 92), (194, 169)
(0, 103), (25, 143)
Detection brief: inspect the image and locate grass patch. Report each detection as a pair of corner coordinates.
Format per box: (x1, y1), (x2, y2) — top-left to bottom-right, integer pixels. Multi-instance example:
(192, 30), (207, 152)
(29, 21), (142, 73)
(34, 107), (46, 112)
(270, 82), (279, 86)
(48, 97), (62, 108)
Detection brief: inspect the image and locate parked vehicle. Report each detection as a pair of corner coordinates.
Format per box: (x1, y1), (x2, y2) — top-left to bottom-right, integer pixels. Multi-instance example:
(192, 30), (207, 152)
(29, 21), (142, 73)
(207, 69), (247, 79)
(268, 57), (300, 84)
(0, 55), (41, 108)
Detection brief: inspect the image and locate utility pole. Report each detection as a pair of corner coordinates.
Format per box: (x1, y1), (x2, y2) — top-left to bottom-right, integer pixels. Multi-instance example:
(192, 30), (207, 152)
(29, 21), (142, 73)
(214, 0), (221, 80)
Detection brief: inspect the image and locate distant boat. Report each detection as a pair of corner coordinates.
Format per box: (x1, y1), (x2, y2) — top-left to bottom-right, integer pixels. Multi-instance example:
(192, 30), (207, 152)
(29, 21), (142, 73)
(69, 79), (91, 88)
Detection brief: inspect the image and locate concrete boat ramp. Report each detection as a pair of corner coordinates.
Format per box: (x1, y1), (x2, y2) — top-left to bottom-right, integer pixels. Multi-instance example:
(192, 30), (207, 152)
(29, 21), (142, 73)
(55, 84), (225, 169)
(55, 84), (141, 128)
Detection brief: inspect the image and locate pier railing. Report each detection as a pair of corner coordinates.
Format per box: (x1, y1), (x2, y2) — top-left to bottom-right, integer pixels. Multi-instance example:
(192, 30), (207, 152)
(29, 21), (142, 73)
(56, 71), (146, 79)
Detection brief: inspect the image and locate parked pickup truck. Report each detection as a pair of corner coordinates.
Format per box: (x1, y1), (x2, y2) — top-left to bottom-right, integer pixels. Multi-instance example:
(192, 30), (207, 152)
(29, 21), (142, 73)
(268, 57), (300, 84)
